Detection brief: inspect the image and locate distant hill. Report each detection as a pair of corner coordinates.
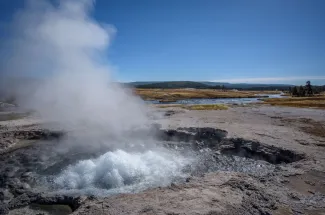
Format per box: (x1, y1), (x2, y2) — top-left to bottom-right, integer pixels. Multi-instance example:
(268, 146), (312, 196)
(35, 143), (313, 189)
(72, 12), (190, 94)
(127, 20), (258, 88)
(127, 81), (161, 86)
(199, 82), (294, 89)
(135, 81), (210, 89)
(131, 81), (294, 90)
(200, 82), (229, 86)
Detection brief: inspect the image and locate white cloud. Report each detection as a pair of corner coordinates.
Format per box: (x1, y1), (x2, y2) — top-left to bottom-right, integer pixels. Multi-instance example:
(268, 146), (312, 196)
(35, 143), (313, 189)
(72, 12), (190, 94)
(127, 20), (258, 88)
(212, 76), (325, 84)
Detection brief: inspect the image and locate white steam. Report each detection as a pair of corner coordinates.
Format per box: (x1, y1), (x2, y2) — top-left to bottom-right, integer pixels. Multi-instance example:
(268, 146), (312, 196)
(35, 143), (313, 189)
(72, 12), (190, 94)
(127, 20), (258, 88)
(6, 0), (149, 133)
(2, 0), (194, 194)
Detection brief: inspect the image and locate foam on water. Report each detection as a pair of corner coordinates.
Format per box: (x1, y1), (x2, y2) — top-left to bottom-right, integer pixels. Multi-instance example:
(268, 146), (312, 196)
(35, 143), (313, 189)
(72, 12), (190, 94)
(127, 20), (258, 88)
(53, 149), (192, 196)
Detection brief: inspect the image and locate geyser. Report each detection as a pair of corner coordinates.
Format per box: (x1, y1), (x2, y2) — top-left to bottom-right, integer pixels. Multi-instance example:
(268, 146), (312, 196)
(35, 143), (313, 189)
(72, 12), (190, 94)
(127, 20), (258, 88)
(0, 126), (304, 203)
(0, 0), (194, 196)
(52, 149), (192, 196)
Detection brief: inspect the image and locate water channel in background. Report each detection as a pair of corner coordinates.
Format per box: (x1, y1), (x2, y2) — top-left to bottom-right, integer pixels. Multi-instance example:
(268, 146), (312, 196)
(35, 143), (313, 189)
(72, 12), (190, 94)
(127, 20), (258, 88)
(146, 93), (286, 105)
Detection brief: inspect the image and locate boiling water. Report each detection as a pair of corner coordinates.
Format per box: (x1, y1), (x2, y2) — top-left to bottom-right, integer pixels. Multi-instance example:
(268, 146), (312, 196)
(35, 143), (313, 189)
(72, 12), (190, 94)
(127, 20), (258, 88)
(0, 140), (276, 197)
(51, 149), (192, 196)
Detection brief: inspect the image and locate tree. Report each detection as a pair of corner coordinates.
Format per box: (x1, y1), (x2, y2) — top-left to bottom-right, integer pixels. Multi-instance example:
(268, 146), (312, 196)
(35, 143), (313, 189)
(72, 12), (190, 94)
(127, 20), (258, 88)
(292, 86), (298, 96)
(298, 85), (305, 97)
(305, 80), (313, 96)
(314, 86), (323, 94)
(214, 85), (221, 90)
(221, 85), (226, 91)
(288, 87), (292, 95)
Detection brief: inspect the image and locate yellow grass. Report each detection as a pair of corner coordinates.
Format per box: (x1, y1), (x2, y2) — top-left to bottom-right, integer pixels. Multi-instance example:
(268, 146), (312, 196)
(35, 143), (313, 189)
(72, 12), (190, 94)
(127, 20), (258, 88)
(155, 104), (183, 108)
(184, 104), (228, 110)
(263, 96), (325, 109)
(135, 89), (279, 102)
(154, 104), (228, 110)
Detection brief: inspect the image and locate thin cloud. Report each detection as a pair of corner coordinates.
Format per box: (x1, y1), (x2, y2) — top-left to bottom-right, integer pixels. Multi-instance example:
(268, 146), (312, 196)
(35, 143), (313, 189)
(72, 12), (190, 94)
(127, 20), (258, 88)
(213, 76), (325, 83)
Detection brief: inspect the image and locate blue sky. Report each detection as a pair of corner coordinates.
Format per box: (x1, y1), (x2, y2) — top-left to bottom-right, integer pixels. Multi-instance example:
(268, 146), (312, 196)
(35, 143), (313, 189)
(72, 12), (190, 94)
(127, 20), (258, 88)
(1, 0), (325, 84)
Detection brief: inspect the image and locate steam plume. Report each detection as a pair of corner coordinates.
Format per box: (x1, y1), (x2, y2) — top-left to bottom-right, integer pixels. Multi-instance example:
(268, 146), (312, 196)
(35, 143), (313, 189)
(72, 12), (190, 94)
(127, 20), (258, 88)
(1, 0), (193, 195)
(3, 0), (149, 134)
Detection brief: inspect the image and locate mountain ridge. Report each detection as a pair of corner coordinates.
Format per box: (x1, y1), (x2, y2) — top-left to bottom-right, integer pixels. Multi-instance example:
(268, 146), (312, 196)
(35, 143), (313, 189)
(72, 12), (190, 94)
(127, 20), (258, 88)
(127, 81), (295, 89)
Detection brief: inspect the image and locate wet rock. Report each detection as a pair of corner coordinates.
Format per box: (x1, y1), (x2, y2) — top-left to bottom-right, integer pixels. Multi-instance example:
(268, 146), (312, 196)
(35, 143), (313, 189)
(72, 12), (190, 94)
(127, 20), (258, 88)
(36, 195), (87, 211)
(21, 172), (32, 179)
(7, 178), (21, 189)
(0, 203), (9, 215)
(87, 195), (97, 201)
(159, 127), (304, 166)
(164, 110), (176, 116)
(9, 193), (32, 209)
(4, 171), (15, 178)
(160, 127), (228, 149)
(3, 191), (85, 213)
(0, 189), (14, 202)
(220, 138), (305, 164)
(14, 189), (26, 196)
(0, 130), (64, 142)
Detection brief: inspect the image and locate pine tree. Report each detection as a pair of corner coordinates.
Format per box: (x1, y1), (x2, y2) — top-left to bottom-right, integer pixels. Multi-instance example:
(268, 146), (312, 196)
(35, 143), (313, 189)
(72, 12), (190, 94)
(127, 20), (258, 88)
(305, 80), (313, 96)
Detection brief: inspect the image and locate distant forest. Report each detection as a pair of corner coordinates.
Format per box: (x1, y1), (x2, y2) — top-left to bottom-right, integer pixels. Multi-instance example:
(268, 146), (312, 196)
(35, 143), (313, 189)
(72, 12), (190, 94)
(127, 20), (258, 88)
(134, 81), (210, 89)
(130, 81), (325, 92)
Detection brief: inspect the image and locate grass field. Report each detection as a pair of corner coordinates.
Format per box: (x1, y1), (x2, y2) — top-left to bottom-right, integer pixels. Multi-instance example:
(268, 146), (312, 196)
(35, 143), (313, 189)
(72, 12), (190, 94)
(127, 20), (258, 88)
(184, 104), (228, 110)
(156, 104), (229, 110)
(263, 96), (325, 109)
(135, 88), (280, 102)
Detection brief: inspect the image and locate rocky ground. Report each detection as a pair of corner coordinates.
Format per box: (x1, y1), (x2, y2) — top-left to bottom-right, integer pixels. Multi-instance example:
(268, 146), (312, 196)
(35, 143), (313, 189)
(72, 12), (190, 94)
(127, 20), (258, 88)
(1, 104), (325, 215)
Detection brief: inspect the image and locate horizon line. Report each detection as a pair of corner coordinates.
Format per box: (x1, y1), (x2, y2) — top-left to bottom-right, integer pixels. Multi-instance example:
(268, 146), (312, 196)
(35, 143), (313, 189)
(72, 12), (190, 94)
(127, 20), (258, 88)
(211, 76), (325, 84)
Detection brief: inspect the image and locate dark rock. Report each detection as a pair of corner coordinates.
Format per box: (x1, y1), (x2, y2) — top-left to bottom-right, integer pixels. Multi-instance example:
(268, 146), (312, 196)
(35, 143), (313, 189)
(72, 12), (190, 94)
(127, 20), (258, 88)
(87, 195), (97, 201)
(21, 172), (32, 178)
(220, 138), (305, 164)
(14, 189), (26, 195)
(305, 180), (316, 186)
(288, 192), (300, 200)
(0, 189), (14, 203)
(259, 177), (266, 183)
(35, 195), (86, 211)
(159, 127), (228, 149)
(0, 203), (9, 215)
(164, 110), (176, 116)
(8, 193), (31, 209)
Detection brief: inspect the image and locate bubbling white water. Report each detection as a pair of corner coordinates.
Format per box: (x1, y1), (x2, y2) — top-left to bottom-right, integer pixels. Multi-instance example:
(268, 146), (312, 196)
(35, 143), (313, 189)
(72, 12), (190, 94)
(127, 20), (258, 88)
(53, 149), (193, 196)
